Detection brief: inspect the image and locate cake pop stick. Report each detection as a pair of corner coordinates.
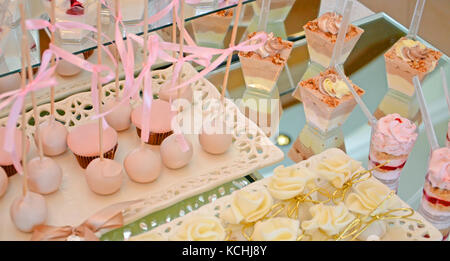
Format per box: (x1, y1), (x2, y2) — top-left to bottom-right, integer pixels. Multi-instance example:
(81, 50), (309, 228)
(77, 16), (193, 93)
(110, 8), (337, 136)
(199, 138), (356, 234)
(49, 0), (56, 117)
(172, 1), (177, 58)
(19, 37), (28, 196)
(413, 75), (439, 151)
(96, 1), (104, 161)
(221, 0), (243, 102)
(114, 0), (120, 101)
(441, 67), (450, 113)
(329, 0), (352, 69)
(407, 0), (426, 40)
(140, 0), (149, 147)
(336, 65), (377, 126)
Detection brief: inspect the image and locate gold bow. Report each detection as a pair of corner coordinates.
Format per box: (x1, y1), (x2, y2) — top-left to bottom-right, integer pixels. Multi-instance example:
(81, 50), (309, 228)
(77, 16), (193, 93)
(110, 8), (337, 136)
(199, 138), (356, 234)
(331, 161), (391, 204)
(335, 191), (423, 241)
(31, 200), (142, 241)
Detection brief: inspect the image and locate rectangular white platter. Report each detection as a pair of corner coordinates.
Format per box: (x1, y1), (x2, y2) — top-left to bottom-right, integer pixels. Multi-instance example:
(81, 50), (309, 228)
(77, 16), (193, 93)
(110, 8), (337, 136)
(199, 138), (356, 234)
(135, 149), (443, 241)
(0, 62), (284, 240)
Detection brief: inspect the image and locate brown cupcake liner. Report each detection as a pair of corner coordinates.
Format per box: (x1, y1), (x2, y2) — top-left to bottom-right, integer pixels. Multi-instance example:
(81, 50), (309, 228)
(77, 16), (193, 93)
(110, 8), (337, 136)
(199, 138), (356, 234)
(74, 143), (118, 169)
(136, 127), (173, 145)
(1, 163), (21, 177)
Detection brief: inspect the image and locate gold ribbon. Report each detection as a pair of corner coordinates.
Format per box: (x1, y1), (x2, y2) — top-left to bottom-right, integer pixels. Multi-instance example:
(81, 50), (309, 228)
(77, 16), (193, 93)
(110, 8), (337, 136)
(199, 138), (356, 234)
(331, 161), (391, 204)
(335, 191), (423, 241)
(31, 200), (143, 241)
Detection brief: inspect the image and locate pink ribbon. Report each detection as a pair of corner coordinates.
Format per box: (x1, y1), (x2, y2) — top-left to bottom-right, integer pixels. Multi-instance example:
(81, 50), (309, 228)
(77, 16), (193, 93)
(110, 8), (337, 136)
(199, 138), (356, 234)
(0, 49), (57, 174)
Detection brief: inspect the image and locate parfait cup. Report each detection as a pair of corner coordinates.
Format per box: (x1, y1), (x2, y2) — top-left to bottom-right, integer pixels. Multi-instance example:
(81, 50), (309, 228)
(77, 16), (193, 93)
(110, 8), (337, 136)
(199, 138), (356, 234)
(368, 114), (418, 192)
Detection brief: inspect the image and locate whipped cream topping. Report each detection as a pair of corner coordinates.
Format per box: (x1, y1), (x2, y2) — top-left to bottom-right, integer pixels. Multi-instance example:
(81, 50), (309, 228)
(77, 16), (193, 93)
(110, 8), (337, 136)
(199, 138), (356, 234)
(395, 39), (429, 62)
(170, 215), (226, 241)
(267, 165), (316, 200)
(317, 12), (342, 35)
(252, 32), (285, 58)
(345, 179), (400, 216)
(252, 218), (300, 241)
(318, 74), (351, 99)
(301, 203), (355, 236)
(428, 147), (450, 189)
(371, 113), (418, 156)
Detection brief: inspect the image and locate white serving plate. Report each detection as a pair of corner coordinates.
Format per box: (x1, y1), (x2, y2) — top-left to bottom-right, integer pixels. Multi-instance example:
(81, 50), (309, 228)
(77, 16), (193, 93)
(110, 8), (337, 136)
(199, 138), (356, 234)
(0, 62), (284, 240)
(137, 150), (443, 241)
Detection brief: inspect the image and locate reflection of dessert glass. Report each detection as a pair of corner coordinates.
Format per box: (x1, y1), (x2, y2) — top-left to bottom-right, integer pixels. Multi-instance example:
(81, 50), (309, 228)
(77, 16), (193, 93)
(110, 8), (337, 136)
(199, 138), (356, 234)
(191, 10), (233, 48)
(384, 37), (442, 97)
(368, 114), (418, 192)
(418, 147), (450, 240)
(373, 88), (422, 126)
(238, 32), (293, 93)
(304, 12), (364, 69)
(252, 0), (295, 23)
(299, 68), (364, 133)
(42, 0), (96, 43)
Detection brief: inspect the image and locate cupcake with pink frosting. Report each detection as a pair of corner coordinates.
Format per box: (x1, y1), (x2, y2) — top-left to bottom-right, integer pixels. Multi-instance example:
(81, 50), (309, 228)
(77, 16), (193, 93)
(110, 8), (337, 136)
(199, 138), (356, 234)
(368, 113), (418, 191)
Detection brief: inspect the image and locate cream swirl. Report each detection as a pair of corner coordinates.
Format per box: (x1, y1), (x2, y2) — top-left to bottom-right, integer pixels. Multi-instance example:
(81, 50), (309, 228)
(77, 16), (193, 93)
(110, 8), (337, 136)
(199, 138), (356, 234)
(395, 39), (428, 62)
(371, 113), (418, 156)
(317, 12), (342, 35)
(311, 148), (362, 188)
(428, 147), (450, 189)
(252, 218), (301, 241)
(345, 179), (400, 216)
(301, 203), (355, 236)
(253, 32), (285, 58)
(318, 74), (351, 99)
(267, 165), (316, 200)
(170, 215), (226, 241)
(220, 188), (273, 224)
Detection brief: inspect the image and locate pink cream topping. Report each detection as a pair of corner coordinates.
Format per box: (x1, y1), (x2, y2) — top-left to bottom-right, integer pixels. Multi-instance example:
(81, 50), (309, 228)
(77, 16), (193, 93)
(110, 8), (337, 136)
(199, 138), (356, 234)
(317, 12), (342, 35)
(371, 113), (418, 156)
(428, 147), (450, 189)
(252, 32), (284, 58)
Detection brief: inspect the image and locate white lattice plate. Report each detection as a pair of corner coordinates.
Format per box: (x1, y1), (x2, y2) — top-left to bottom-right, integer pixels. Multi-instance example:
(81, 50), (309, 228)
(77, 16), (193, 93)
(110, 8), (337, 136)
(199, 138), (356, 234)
(0, 63), (284, 240)
(137, 151), (443, 241)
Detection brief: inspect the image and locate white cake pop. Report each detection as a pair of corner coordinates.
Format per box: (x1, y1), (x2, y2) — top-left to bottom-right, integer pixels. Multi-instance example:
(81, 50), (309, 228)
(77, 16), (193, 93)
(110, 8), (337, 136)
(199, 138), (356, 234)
(124, 146), (161, 183)
(27, 157), (62, 195)
(159, 84), (193, 103)
(103, 99), (132, 132)
(199, 118), (232, 155)
(160, 134), (193, 169)
(0, 73), (21, 94)
(85, 158), (123, 195)
(10, 191), (47, 233)
(0, 168), (8, 198)
(37, 119), (68, 156)
(55, 54), (83, 77)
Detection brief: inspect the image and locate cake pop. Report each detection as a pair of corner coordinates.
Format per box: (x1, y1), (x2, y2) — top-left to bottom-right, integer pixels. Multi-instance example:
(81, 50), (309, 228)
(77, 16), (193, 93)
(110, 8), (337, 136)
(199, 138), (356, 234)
(199, 117), (232, 155)
(37, 118), (68, 156)
(55, 54), (83, 76)
(0, 73), (21, 94)
(0, 168), (7, 198)
(10, 191), (47, 233)
(160, 133), (193, 169)
(27, 157), (62, 195)
(125, 146), (161, 183)
(158, 83), (193, 103)
(86, 157), (123, 195)
(103, 99), (132, 131)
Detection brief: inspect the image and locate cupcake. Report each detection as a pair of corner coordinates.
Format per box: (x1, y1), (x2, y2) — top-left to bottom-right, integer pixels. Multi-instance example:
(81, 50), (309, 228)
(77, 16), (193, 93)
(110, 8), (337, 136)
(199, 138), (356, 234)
(0, 127), (30, 176)
(131, 99), (176, 145)
(67, 122), (118, 169)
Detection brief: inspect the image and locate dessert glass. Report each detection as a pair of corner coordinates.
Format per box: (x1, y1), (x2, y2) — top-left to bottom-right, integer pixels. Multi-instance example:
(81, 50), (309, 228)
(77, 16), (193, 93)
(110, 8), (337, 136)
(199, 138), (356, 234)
(418, 147), (450, 240)
(42, 0), (96, 43)
(384, 37), (442, 97)
(368, 114), (418, 192)
(191, 10), (233, 49)
(373, 88), (422, 126)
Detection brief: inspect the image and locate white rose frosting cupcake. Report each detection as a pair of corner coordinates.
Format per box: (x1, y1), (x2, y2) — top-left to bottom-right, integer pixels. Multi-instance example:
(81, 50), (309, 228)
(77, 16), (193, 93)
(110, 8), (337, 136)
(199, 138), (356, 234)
(170, 215), (226, 241)
(301, 203), (355, 237)
(221, 188), (273, 224)
(267, 165), (316, 201)
(252, 217), (301, 241)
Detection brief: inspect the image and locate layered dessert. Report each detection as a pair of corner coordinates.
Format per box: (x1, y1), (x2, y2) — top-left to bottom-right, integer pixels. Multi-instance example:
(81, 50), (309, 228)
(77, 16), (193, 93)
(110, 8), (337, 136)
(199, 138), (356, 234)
(368, 114), (418, 191)
(288, 124), (345, 162)
(42, 0), (96, 43)
(384, 37), (442, 97)
(252, 0), (296, 23)
(304, 12), (364, 68)
(238, 32), (293, 93)
(298, 68), (364, 133)
(419, 147), (450, 240)
(191, 9), (233, 49)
